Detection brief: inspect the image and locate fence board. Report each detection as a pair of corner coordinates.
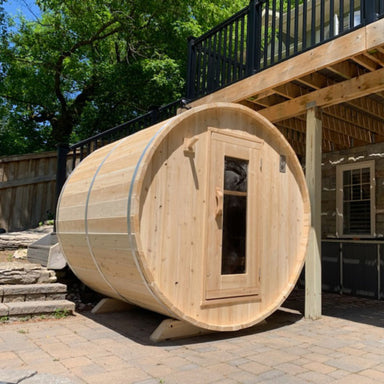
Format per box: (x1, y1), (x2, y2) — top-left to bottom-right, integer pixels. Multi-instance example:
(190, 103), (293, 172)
(0, 152), (58, 232)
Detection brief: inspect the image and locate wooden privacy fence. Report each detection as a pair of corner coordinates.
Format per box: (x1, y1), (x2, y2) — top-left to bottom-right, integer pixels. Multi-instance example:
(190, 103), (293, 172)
(0, 152), (58, 232)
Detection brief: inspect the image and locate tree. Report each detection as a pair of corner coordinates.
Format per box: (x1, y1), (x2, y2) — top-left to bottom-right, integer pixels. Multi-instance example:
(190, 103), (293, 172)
(0, 0), (249, 156)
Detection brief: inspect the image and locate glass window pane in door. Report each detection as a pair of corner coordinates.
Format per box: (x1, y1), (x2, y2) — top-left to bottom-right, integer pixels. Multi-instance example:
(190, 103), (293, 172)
(221, 157), (248, 275)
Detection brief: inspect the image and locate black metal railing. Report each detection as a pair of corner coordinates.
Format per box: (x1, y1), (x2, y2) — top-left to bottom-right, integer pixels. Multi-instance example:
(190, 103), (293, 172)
(55, 0), (384, 214)
(55, 99), (182, 206)
(187, 0), (384, 100)
(378, 0), (384, 18)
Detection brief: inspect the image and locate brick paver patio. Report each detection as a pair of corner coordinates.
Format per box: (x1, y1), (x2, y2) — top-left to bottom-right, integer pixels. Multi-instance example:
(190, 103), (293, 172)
(1, 290), (384, 383)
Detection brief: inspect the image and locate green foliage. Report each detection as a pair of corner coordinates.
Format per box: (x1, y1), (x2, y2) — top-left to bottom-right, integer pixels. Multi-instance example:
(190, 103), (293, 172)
(0, 0), (249, 155)
(38, 219), (54, 226)
(53, 308), (70, 319)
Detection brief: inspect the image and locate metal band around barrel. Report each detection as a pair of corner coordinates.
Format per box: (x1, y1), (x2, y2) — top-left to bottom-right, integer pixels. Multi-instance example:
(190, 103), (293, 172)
(127, 118), (176, 316)
(85, 138), (131, 303)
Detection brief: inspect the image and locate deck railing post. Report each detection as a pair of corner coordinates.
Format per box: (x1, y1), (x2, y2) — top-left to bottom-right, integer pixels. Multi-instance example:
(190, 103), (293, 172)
(246, 0), (257, 75)
(254, 0), (264, 72)
(149, 106), (160, 125)
(186, 36), (196, 100)
(55, 143), (69, 231)
(362, 0), (377, 25)
(247, 0), (265, 75)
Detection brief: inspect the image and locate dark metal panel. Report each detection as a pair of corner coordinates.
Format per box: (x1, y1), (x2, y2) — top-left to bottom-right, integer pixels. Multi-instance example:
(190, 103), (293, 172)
(380, 244), (384, 299)
(342, 243), (378, 298)
(322, 241), (341, 293)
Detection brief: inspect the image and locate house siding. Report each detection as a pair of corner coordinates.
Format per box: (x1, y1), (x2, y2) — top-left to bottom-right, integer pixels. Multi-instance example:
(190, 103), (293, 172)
(322, 142), (384, 239)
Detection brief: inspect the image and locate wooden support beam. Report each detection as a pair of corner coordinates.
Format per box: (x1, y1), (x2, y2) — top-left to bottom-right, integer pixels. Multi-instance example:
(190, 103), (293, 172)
(273, 82), (307, 99)
(352, 54), (381, 72)
(91, 298), (134, 314)
(189, 24), (369, 108)
(364, 50), (384, 67)
(305, 106), (322, 320)
(150, 319), (212, 342)
(296, 68), (384, 123)
(327, 61), (361, 80)
(297, 72), (329, 90)
(252, 94), (288, 107)
(260, 68), (384, 123)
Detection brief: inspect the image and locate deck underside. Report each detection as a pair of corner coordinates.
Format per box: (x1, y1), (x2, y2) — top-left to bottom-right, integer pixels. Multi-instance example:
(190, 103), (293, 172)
(189, 18), (384, 157)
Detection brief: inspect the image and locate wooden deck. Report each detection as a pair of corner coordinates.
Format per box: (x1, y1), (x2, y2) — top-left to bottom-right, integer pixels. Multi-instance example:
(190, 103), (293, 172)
(188, 18), (384, 157)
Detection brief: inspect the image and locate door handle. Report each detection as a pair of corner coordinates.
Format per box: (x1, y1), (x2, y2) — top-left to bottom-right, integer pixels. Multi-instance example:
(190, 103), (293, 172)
(215, 187), (223, 217)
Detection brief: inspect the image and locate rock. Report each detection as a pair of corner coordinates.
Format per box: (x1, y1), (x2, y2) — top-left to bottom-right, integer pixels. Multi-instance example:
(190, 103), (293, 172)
(13, 249), (28, 259)
(0, 262), (57, 285)
(0, 225), (53, 250)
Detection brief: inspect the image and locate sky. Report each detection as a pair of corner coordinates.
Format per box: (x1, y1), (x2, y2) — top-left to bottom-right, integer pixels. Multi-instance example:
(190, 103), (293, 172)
(3, 0), (41, 20)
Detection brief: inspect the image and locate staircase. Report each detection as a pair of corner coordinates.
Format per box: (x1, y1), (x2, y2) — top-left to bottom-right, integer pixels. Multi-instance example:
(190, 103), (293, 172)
(0, 262), (75, 320)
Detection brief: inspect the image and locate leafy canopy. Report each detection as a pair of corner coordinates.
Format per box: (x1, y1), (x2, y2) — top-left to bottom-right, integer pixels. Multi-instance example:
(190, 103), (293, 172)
(0, 0), (249, 155)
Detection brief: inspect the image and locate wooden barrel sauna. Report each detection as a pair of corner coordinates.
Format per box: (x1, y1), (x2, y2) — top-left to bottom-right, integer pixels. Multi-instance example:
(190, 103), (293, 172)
(57, 102), (310, 332)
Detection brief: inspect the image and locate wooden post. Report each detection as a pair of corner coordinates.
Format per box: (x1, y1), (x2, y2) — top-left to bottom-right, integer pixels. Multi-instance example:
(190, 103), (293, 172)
(55, 144), (69, 233)
(305, 105), (322, 320)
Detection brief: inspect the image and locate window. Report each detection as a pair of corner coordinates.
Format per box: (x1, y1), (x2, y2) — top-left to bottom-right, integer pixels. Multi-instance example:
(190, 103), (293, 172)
(221, 157), (248, 275)
(336, 161), (375, 237)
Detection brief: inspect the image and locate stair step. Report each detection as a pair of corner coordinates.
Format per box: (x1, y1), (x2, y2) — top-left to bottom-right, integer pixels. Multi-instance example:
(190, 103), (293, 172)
(1, 283), (67, 295)
(0, 300), (75, 317)
(1, 283), (68, 304)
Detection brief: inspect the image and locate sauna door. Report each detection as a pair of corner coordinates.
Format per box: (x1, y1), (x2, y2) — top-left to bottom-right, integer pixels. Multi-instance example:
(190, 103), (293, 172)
(205, 128), (262, 302)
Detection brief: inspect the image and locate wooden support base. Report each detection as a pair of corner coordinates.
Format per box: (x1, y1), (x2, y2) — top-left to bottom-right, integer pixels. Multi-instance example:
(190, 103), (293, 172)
(150, 319), (213, 342)
(91, 298), (135, 314)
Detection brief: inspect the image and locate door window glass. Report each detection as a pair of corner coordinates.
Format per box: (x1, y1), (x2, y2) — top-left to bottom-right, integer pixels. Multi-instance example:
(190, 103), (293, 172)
(221, 157), (248, 275)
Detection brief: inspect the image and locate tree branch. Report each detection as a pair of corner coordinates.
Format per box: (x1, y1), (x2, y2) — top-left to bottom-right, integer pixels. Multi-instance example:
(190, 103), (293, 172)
(69, 81), (96, 121)
(0, 93), (50, 110)
(30, 110), (55, 123)
(54, 19), (122, 113)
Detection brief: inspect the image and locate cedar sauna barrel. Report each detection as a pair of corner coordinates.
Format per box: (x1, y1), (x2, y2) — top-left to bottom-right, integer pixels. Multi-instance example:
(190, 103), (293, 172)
(57, 102), (310, 332)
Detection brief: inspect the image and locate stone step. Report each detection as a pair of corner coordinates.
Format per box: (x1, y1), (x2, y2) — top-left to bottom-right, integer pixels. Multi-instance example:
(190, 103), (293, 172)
(0, 262), (57, 285)
(0, 283), (67, 303)
(0, 300), (75, 317)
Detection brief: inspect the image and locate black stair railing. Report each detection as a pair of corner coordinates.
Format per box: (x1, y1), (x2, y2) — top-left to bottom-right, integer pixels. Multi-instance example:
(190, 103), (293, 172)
(55, 99), (182, 207)
(187, 0), (383, 101)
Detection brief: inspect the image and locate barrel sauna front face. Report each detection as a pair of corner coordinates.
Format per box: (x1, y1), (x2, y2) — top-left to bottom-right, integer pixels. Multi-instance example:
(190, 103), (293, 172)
(57, 102), (310, 331)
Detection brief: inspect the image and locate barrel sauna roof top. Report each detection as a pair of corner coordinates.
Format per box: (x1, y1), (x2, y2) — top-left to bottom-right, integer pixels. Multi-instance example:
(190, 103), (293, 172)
(189, 19), (384, 157)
